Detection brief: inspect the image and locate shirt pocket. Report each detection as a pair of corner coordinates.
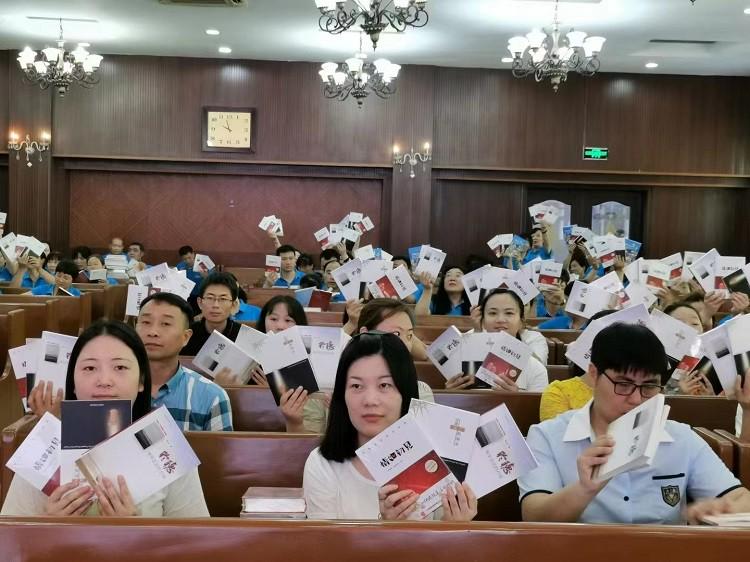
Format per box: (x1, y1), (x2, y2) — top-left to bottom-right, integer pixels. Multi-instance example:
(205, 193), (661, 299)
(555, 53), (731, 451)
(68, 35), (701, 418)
(650, 473), (686, 519)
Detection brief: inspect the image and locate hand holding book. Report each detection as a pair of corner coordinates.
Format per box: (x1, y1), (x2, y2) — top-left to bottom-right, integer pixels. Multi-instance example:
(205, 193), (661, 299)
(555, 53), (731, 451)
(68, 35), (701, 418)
(577, 435), (616, 494)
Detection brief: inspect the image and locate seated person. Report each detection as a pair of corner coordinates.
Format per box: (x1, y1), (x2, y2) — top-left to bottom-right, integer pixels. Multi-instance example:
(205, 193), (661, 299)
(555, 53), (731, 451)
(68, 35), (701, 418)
(519, 322), (750, 524)
(9, 252), (51, 289)
(535, 270), (570, 318)
(538, 282), (589, 330)
(231, 285), (261, 323)
(445, 289), (549, 391)
(71, 245), (92, 283)
(127, 242), (148, 272)
(181, 272), (241, 355)
(303, 331), (477, 521)
(2, 319), (209, 517)
(86, 254), (119, 285)
(322, 260), (346, 302)
(263, 244), (305, 288)
(415, 266), (471, 316)
(43, 251), (62, 276)
(284, 299), (434, 433)
(297, 253), (315, 275)
(103, 236), (125, 261)
(320, 247), (346, 270)
(300, 272), (323, 289)
(30, 259), (82, 296)
(662, 302), (711, 396)
(176, 245), (210, 314)
(539, 310), (616, 421)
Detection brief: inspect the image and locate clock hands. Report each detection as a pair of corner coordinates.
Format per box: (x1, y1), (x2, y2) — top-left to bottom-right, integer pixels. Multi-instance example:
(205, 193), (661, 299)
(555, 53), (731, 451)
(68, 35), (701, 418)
(223, 120), (232, 133)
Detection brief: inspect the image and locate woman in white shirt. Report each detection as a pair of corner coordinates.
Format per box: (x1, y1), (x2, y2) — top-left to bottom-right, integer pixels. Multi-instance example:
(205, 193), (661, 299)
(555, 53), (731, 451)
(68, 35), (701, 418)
(1, 320), (209, 518)
(445, 288), (549, 392)
(303, 331), (477, 521)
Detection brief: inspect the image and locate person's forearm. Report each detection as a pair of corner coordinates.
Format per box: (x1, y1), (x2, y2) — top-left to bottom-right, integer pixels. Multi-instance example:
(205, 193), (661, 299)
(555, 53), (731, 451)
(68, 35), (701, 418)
(9, 267), (25, 288)
(39, 269), (55, 285)
(414, 289), (432, 316)
(522, 482), (599, 523)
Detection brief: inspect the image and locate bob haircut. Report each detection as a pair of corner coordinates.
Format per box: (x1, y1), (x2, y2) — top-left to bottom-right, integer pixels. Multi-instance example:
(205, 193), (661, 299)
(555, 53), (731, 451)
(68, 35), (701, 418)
(319, 332), (419, 462)
(257, 295), (308, 333)
(65, 320), (152, 421)
(357, 298), (416, 332)
(590, 323), (670, 385)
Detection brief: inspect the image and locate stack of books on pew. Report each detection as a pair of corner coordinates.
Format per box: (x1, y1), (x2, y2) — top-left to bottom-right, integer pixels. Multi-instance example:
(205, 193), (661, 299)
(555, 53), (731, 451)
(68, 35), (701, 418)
(240, 487), (306, 519)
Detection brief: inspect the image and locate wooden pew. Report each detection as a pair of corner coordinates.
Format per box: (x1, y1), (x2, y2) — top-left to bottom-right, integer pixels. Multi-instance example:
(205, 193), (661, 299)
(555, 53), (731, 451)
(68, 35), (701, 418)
(0, 294), (92, 336)
(0, 310), (26, 448)
(414, 361), (573, 390)
(306, 311), (343, 325)
(538, 329), (581, 344)
(716, 429), (750, 489)
(414, 315), (475, 330)
(223, 267), (266, 290)
(245, 288), (295, 308)
(72, 283), (128, 322)
(0, 301), (58, 336)
(3, 519), (750, 562)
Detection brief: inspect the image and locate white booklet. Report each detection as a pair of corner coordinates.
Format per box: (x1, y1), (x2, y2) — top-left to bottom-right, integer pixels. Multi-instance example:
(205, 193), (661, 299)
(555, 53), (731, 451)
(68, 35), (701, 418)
(701, 513), (750, 527)
(565, 281), (617, 319)
(354, 244), (376, 262)
(715, 256), (745, 298)
(536, 260), (563, 290)
(355, 412), (460, 520)
(4, 412), (62, 495)
(297, 325), (350, 390)
(645, 261), (671, 292)
(689, 249), (720, 293)
(194, 331), (259, 384)
(367, 264), (418, 300)
(260, 326), (320, 405)
(660, 252), (683, 282)
(9, 338), (41, 410)
(595, 394), (669, 482)
(314, 227), (332, 249)
(649, 308), (700, 361)
(0, 232), (17, 266)
(192, 254), (215, 274)
(36, 332), (77, 393)
(465, 403), (539, 499)
(235, 325), (269, 361)
(699, 322), (737, 395)
(503, 269), (539, 305)
(727, 314), (750, 391)
(265, 255), (281, 274)
(331, 258), (365, 302)
(474, 331), (532, 390)
(75, 405), (201, 505)
(623, 282), (657, 310)
(409, 399), (480, 483)
(126, 285), (161, 317)
(487, 234), (514, 255)
(590, 271), (624, 295)
(461, 266), (487, 308)
(414, 246), (446, 280)
(460, 332), (508, 389)
(426, 326), (464, 380)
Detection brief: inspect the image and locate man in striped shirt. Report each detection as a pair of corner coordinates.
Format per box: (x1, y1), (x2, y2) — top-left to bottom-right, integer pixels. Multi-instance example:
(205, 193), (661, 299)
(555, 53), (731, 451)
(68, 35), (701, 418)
(136, 292), (233, 431)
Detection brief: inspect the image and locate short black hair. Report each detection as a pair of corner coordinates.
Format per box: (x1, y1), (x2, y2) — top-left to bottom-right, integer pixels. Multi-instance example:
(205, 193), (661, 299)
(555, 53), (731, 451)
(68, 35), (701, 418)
(55, 259), (79, 278)
(391, 255), (410, 266)
(296, 253), (314, 269)
(128, 242), (145, 252)
(139, 292), (194, 328)
(276, 244), (297, 256)
(319, 332), (419, 462)
(320, 248), (340, 262)
(590, 323), (669, 384)
(257, 295), (308, 333)
(178, 245), (194, 257)
(198, 271), (239, 301)
(66, 320), (152, 421)
(300, 272), (323, 289)
(481, 287), (525, 320)
(71, 245), (92, 260)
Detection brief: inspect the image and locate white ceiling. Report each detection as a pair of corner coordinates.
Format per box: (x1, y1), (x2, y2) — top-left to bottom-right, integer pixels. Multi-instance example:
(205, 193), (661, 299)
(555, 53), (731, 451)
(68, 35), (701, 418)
(1, 0), (749, 75)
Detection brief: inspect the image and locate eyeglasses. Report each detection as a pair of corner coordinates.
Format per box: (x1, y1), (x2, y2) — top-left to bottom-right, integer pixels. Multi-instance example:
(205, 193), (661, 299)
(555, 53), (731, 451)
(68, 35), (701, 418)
(600, 370), (663, 398)
(201, 295), (233, 305)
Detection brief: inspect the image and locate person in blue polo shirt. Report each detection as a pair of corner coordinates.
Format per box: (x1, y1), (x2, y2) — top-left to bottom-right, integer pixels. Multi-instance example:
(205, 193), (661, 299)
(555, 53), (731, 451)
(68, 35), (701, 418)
(176, 245), (210, 313)
(10, 253), (52, 290)
(30, 260), (81, 297)
(263, 244), (305, 288)
(519, 322), (750, 525)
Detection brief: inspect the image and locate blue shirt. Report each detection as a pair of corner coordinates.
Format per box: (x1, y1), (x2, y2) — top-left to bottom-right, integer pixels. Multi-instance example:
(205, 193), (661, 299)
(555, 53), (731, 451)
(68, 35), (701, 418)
(233, 301), (261, 322)
(412, 283), (425, 303)
(518, 401), (741, 524)
(176, 261), (207, 296)
(538, 315), (573, 330)
(152, 364), (233, 431)
(274, 270), (305, 288)
(20, 272), (49, 289)
(31, 285), (81, 297)
(430, 300), (466, 316)
(523, 247), (552, 264)
(0, 267), (12, 282)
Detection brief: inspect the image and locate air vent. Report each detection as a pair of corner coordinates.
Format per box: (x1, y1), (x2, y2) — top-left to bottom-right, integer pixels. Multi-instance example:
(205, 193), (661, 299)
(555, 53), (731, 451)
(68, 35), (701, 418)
(649, 39), (717, 45)
(158, 0), (247, 7)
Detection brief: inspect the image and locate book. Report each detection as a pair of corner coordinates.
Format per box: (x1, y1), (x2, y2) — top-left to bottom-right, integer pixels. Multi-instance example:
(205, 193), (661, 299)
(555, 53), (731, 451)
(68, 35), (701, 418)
(259, 215), (283, 235)
(4, 412), (62, 495)
(565, 281), (617, 319)
(60, 400), (131, 484)
(367, 264), (418, 300)
(724, 265), (750, 297)
(331, 258), (365, 302)
(689, 249), (719, 293)
(528, 204), (561, 225)
(373, 247), (392, 261)
(521, 257), (543, 286)
(260, 326), (320, 404)
(726, 313), (750, 387)
(361, 259), (393, 284)
(194, 330), (259, 384)
(408, 246), (422, 269)
(314, 227), (331, 249)
(0, 232), (17, 266)
(126, 285), (162, 316)
(595, 394), (670, 482)
(354, 244), (376, 261)
(502, 269), (540, 305)
(593, 236), (616, 268)
(660, 252), (683, 281)
(700, 513), (750, 527)
(649, 309), (700, 361)
(464, 403), (539, 499)
(265, 255), (281, 274)
(409, 399), (480, 482)
(623, 282), (657, 310)
(590, 271), (624, 295)
(645, 261), (671, 291)
(308, 289), (333, 312)
(624, 239), (642, 262)
(75, 405), (201, 505)
(36, 331), (77, 393)
(241, 487), (306, 518)
(461, 266), (485, 308)
(480, 267), (514, 301)
(294, 287), (314, 308)
(426, 326), (464, 380)
(715, 256), (745, 297)
(297, 325), (350, 390)
(414, 245), (446, 279)
(104, 254), (129, 271)
(87, 268), (107, 282)
(699, 323), (739, 395)
(487, 233), (514, 255)
(460, 332), (508, 389)
(192, 254), (215, 274)
(235, 325), (268, 360)
(537, 260), (563, 290)
(9, 338), (41, 410)
(355, 412), (460, 520)
(474, 331), (532, 389)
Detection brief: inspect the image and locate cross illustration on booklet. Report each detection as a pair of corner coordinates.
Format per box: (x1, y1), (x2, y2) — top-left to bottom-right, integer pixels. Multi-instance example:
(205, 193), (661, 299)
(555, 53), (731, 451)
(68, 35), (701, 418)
(450, 419), (466, 446)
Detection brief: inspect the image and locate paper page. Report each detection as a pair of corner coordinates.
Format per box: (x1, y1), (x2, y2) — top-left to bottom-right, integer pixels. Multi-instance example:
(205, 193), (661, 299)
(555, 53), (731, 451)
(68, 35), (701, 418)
(36, 332), (77, 392)
(426, 326), (464, 380)
(5, 412), (62, 495)
(331, 258), (365, 302)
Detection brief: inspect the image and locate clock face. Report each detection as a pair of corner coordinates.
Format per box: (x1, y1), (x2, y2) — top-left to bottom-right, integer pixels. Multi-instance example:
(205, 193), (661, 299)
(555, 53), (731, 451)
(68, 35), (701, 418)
(206, 111), (251, 148)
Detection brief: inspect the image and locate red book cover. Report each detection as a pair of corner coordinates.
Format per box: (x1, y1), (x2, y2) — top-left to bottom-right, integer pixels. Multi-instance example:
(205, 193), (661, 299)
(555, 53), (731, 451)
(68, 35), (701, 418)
(376, 276), (399, 299)
(479, 351), (521, 382)
(385, 450), (451, 496)
(308, 290), (332, 311)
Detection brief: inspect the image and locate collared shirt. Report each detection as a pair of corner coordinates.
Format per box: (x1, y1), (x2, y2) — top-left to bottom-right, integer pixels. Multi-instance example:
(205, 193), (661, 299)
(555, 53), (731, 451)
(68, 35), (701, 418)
(273, 270), (305, 288)
(176, 260), (207, 296)
(31, 285), (82, 297)
(20, 272), (48, 289)
(152, 364), (233, 431)
(430, 300), (466, 316)
(181, 318), (241, 356)
(523, 247), (552, 264)
(0, 267), (12, 282)
(518, 400), (741, 524)
(233, 301), (261, 322)
(538, 315), (573, 330)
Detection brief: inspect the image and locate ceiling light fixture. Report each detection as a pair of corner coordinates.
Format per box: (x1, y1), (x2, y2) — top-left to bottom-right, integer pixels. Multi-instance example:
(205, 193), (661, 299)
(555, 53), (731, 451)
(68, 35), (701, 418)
(645, 62), (659, 68)
(206, 29), (220, 35)
(319, 34), (400, 107)
(218, 46), (232, 53)
(506, 0), (605, 92)
(16, 19), (103, 97)
(501, 57), (513, 63)
(313, 0), (429, 50)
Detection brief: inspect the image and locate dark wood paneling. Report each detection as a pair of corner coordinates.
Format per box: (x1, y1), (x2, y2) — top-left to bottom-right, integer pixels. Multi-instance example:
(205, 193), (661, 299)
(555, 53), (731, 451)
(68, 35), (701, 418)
(430, 180), (525, 267)
(645, 188), (744, 258)
(69, 170), (384, 267)
(0, 157), (8, 215)
(0, 51), (8, 153)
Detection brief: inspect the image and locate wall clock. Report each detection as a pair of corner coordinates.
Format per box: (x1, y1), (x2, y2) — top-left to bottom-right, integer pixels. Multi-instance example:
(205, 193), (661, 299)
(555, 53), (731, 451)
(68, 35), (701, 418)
(202, 106), (256, 153)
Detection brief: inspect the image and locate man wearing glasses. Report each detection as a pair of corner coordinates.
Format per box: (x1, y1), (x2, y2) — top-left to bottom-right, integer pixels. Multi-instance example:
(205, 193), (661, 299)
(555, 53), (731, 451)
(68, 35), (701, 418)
(181, 272), (242, 356)
(519, 322), (750, 524)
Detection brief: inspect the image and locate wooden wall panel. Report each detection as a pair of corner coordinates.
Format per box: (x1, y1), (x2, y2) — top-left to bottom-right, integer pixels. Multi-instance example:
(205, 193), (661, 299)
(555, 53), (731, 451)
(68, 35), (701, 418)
(68, 170), (384, 266)
(430, 180), (525, 267)
(0, 51), (8, 153)
(645, 188), (743, 258)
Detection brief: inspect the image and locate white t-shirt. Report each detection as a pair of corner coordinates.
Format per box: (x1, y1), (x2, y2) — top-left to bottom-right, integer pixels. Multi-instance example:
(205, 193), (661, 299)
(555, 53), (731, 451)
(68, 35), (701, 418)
(517, 356), (549, 392)
(521, 329), (548, 366)
(1, 468), (209, 517)
(303, 447), (381, 520)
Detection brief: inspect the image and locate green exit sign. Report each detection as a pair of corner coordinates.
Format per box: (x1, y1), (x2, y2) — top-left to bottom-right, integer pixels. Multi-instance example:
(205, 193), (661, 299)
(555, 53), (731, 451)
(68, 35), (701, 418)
(583, 146), (609, 160)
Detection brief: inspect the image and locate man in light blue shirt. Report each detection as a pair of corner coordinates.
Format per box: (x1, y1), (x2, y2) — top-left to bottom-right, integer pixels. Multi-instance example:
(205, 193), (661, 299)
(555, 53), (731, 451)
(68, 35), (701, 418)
(519, 323), (750, 524)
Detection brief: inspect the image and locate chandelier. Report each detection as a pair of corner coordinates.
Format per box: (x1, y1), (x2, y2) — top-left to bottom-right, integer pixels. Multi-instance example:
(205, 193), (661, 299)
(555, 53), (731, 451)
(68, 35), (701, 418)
(319, 35), (401, 107)
(16, 20), (103, 97)
(8, 133), (50, 168)
(314, 0), (429, 50)
(507, 0), (605, 92)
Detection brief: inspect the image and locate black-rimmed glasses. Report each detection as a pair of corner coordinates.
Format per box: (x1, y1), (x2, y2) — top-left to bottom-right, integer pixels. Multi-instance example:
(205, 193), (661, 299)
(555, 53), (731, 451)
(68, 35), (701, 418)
(600, 370), (663, 398)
